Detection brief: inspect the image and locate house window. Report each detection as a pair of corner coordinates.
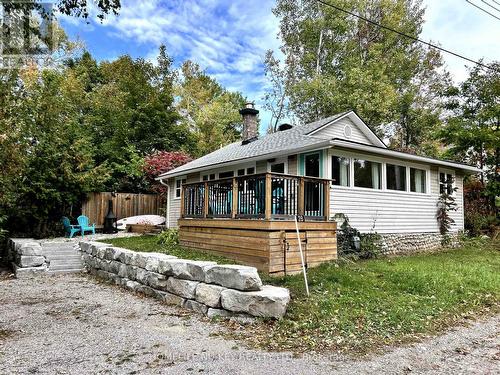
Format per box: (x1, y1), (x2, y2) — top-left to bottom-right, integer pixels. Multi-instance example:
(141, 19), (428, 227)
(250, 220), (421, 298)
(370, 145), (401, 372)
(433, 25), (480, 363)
(270, 160), (286, 174)
(305, 153), (320, 177)
(175, 178), (186, 198)
(247, 167), (255, 175)
(237, 169), (245, 176)
(354, 159), (381, 189)
(202, 174), (216, 181)
(410, 168), (427, 193)
(219, 171), (234, 179)
(331, 156), (350, 186)
(439, 171), (454, 195)
(386, 164), (406, 191)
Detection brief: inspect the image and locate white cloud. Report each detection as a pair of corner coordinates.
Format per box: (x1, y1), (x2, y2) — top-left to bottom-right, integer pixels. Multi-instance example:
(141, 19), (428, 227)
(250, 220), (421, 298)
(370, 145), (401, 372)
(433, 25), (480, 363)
(81, 0), (280, 110)
(60, 0), (498, 130)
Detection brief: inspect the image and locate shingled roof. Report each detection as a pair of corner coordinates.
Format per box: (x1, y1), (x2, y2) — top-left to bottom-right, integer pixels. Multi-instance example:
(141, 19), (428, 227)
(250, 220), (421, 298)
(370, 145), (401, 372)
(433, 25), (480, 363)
(158, 111), (350, 178)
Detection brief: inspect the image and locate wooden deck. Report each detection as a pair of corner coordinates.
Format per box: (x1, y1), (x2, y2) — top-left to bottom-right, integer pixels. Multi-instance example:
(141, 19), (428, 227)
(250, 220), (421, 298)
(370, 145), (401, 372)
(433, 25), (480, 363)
(178, 218), (337, 275)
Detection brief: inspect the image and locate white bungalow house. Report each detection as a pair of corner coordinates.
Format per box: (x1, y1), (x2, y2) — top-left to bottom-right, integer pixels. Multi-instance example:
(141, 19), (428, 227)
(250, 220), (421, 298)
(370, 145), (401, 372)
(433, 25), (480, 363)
(157, 103), (479, 271)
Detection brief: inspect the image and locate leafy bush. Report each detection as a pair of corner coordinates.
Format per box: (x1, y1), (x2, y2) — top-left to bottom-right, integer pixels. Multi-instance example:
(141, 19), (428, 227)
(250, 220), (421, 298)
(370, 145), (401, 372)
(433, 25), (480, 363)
(464, 180), (498, 236)
(0, 215), (7, 240)
(359, 232), (383, 259)
(436, 187), (458, 236)
(333, 213), (382, 259)
(157, 228), (179, 248)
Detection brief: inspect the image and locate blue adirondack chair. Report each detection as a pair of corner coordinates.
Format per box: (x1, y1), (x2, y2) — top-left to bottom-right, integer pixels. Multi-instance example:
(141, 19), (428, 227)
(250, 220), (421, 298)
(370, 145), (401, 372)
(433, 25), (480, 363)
(77, 215), (96, 237)
(62, 216), (81, 238)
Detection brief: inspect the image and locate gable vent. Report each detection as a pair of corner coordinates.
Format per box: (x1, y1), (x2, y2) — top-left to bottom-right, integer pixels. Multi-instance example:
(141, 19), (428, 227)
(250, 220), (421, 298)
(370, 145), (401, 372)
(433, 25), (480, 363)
(344, 124), (352, 138)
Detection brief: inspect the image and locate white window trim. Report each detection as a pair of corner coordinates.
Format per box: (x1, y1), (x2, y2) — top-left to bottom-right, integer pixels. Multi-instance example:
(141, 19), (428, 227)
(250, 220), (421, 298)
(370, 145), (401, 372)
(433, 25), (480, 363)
(438, 168), (456, 196)
(327, 148), (431, 196)
(174, 175), (187, 200)
(267, 157), (288, 174)
(200, 162), (257, 182)
(385, 162), (408, 192)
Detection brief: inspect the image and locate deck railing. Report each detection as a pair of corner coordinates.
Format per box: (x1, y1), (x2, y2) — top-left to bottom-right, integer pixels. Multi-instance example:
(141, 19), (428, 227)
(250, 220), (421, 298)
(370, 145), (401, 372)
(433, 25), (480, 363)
(181, 173), (331, 221)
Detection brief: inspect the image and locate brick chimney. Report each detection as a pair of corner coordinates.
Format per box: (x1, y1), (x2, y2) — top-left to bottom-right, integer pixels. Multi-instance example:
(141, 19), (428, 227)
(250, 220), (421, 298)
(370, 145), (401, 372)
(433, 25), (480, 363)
(239, 102), (259, 145)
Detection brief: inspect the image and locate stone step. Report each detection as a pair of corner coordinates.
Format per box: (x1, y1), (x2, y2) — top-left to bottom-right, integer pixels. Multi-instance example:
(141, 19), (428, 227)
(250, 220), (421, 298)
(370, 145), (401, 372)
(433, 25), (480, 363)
(49, 263), (83, 270)
(42, 248), (78, 253)
(50, 260), (83, 267)
(44, 255), (82, 260)
(42, 251), (82, 258)
(49, 259), (83, 264)
(47, 268), (83, 274)
(41, 243), (78, 250)
(42, 250), (80, 256)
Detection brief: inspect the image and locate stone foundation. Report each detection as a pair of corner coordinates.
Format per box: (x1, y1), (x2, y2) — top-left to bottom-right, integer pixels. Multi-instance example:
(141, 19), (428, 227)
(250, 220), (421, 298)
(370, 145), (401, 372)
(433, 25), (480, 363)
(79, 241), (290, 319)
(379, 232), (461, 255)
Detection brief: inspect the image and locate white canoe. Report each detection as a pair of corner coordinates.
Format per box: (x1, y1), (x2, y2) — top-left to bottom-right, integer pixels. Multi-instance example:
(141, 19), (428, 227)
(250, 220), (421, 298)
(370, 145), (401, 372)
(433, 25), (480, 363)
(116, 215), (165, 230)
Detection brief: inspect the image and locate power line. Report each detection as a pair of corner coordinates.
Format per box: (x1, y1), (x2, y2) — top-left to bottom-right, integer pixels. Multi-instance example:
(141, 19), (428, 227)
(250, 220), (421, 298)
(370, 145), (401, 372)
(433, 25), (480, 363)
(466, 0), (500, 21)
(314, 0), (498, 72)
(480, 0), (500, 13)
(490, 0), (500, 6)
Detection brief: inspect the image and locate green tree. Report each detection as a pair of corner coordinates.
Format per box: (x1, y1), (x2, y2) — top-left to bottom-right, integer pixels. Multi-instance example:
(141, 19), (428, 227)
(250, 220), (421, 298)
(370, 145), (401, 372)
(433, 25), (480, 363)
(75, 47), (193, 191)
(271, 0), (448, 148)
(0, 70), (30, 213)
(438, 62), (500, 195)
(2, 65), (108, 237)
(1, 1), (121, 21)
(175, 60), (246, 156)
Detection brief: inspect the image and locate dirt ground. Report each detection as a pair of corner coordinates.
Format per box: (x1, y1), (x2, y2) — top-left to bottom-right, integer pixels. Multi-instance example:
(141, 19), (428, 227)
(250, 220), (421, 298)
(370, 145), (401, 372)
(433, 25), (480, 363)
(0, 273), (498, 374)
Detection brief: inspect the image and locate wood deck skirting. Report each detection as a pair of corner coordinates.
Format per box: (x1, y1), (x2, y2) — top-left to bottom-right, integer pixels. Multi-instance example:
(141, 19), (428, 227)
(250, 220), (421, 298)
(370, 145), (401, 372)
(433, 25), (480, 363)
(178, 219), (337, 275)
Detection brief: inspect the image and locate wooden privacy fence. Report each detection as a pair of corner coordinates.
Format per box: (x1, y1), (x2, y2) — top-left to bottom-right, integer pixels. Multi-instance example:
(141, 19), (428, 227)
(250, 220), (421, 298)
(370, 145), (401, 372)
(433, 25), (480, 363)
(82, 192), (163, 227)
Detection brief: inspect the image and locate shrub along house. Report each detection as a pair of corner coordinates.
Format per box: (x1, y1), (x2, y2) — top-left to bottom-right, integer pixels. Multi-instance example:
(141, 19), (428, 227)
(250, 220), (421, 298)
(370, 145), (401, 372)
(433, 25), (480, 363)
(157, 103), (479, 275)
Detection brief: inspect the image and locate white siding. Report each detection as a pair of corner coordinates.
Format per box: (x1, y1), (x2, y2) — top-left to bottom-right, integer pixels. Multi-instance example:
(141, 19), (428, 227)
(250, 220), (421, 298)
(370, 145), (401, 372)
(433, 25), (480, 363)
(168, 179), (181, 228)
(314, 118), (372, 145)
(166, 147), (466, 234)
(330, 168), (464, 234)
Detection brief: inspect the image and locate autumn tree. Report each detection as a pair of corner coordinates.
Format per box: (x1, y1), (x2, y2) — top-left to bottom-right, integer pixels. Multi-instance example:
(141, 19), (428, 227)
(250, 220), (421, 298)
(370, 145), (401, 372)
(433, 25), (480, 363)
(143, 151), (192, 195)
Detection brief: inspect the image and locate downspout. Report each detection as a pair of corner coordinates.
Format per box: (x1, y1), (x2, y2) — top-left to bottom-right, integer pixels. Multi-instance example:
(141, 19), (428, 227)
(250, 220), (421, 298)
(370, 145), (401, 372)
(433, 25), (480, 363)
(159, 178), (170, 229)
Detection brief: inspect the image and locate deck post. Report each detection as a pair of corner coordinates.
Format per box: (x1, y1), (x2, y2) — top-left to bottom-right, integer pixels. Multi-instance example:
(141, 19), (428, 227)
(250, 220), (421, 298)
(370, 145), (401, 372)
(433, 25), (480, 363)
(298, 177), (305, 216)
(203, 182), (209, 218)
(323, 180), (330, 221)
(231, 177), (238, 218)
(180, 186), (185, 218)
(265, 173), (272, 220)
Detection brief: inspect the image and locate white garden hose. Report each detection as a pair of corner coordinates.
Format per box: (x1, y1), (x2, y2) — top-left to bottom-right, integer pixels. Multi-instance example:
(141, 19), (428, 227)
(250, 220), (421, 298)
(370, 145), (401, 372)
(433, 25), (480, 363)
(294, 215), (310, 297)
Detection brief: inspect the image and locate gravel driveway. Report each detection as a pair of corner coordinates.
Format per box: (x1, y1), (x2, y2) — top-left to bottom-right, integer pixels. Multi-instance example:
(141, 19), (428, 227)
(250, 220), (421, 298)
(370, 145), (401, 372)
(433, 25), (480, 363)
(0, 273), (498, 374)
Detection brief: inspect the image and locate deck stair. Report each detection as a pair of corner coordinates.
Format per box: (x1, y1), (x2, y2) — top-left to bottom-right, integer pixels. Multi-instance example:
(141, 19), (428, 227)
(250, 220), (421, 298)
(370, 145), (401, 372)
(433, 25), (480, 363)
(40, 241), (84, 273)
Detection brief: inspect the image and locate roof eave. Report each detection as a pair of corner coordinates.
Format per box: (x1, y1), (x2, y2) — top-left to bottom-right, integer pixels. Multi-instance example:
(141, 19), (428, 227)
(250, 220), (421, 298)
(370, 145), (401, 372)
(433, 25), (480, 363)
(330, 139), (482, 173)
(156, 140), (333, 180)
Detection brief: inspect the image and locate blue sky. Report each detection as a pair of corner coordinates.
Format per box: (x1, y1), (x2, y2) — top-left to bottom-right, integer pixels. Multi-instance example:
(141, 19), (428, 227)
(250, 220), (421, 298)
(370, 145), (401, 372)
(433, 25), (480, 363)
(60, 0), (500, 129)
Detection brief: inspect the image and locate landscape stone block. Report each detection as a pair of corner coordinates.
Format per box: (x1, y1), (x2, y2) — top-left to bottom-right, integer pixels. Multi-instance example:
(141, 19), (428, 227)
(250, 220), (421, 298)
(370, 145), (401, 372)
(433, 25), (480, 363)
(17, 243), (43, 256)
(205, 265), (262, 291)
(166, 277), (199, 299)
(221, 285), (290, 318)
(17, 255), (45, 268)
(195, 283), (226, 308)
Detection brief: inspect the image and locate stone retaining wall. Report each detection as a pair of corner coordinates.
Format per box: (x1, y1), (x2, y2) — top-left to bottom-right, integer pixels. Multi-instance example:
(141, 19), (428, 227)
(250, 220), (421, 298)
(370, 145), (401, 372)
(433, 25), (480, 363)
(7, 239), (49, 278)
(379, 232), (461, 255)
(79, 241), (290, 319)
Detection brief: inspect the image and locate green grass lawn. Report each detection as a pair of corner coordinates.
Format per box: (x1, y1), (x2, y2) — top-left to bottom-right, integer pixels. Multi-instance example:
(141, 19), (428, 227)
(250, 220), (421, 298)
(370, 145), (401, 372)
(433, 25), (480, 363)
(107, 234), (499, 353)
(247, 238), (500, 352)
(106, 235), (233, 264)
